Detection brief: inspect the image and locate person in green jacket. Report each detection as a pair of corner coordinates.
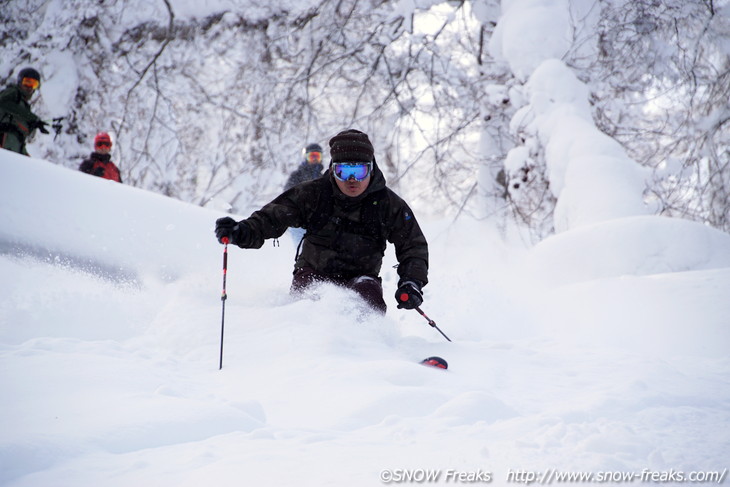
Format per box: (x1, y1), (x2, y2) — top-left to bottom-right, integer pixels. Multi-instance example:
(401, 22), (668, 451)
(0, 67), (48, 156)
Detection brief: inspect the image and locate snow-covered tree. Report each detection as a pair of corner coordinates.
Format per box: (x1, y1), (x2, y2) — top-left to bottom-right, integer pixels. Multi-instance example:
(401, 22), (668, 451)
(1, 0), (728, 234)
(591, 0), (730, 231)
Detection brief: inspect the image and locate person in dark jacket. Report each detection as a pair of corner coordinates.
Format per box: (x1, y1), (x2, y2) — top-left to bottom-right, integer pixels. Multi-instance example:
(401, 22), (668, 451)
(284, 143), (324, 191)
(79, 132), (122, 183)
(0, 67), (49, 156)
(284, 142), (325, 245)
(215, 129), (428, 315)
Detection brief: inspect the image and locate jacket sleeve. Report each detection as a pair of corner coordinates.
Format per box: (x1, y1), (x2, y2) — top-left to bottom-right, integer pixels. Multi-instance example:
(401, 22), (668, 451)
(283, 174), (296, 192)
(283, 167), (303, 191)
(386, 192), (429, 286)
(234, 184), (314, 249)
(0, 88), (18, 119)
(79, 159), (93, 174)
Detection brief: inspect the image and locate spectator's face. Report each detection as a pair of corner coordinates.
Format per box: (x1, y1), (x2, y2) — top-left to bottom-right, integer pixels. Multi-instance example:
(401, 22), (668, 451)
(96, 143), (111, 155)
(306, 151), (322, 165)
(18, 77), (39, 99)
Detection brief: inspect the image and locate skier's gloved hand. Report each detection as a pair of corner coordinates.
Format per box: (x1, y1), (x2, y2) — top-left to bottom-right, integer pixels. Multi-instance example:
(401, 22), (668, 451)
(395, 280), (423, 310)
(31, 120), (49, 134)
(92, 167), (105, 177)
(215, 217), (245, 245)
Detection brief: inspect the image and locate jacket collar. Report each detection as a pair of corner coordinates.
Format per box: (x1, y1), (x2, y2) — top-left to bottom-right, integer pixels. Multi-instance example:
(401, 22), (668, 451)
(91, 152), (112, 162)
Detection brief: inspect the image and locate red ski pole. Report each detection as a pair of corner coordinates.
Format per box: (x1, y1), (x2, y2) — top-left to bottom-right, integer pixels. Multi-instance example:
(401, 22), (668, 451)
(218, 237), (229, 369)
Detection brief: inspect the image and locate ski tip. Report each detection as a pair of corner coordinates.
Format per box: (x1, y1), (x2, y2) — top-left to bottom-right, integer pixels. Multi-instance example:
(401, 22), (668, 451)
(420, 356), (448, 370)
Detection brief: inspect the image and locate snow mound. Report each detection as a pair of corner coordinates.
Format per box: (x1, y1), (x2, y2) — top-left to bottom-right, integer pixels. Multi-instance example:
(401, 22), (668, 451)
(525, 215), (730, 286)
(0, 150), (222, 281)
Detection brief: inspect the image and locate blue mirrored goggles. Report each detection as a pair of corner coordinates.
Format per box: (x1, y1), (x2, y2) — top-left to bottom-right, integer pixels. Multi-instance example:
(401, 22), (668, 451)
(332, 162), (372, 182)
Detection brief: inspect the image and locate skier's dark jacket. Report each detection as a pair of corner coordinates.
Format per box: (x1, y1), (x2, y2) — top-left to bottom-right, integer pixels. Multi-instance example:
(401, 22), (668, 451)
(79, 152), (122, 183)
(233, 160), (429, 286)
(284, 161), (324, 191)
(0, 85), (43, 156)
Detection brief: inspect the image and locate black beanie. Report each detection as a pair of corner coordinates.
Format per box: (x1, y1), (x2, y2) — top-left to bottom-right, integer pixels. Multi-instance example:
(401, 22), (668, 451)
(329, 129), (374, 163)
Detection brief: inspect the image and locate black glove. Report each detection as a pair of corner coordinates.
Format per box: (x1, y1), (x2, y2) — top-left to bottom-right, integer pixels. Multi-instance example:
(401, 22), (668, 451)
(395, 280), (423, 310)
(31, 120), (49, 134)
(215, 217), (244, 245)
(92, 167), (105, 177)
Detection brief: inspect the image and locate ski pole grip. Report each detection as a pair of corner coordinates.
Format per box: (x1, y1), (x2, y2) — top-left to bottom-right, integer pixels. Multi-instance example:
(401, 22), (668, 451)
(221, 237), (230, 245)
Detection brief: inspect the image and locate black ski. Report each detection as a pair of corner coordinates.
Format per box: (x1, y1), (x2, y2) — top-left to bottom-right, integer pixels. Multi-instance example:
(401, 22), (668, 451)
(420, 356), (448, 369)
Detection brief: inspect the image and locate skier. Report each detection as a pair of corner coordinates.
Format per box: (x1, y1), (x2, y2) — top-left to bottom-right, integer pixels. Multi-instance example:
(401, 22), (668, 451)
(0, 67), (49, 156)
(79, 132), (122, 183)
(284, 142), (325, 245)
(215, 129), (428, 315)
(284, 142), (325, 191)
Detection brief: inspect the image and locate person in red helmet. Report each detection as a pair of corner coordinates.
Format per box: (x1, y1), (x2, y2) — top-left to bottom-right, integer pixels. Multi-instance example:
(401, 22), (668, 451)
(79, 132), (122, 183)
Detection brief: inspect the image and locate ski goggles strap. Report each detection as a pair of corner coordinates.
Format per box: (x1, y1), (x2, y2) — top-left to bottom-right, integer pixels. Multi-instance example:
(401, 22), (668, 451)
(332, 162), (372, 182)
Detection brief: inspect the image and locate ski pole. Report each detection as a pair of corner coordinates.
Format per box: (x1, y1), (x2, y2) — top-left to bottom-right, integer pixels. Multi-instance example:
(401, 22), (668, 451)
(52, 117), (64, 141)
(414, 306), (452, 342)
(218, 237), (229, 370)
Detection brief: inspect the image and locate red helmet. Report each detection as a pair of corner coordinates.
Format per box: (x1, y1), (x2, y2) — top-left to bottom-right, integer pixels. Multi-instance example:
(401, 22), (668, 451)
(94, 132), (112, 148)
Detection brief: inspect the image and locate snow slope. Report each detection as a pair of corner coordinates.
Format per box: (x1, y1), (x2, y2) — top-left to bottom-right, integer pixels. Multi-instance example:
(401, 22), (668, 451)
(1, 149), (729, 486)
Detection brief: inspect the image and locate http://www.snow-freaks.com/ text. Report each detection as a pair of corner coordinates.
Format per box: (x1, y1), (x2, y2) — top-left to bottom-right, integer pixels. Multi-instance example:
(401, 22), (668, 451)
(379, 467), (727, 484)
